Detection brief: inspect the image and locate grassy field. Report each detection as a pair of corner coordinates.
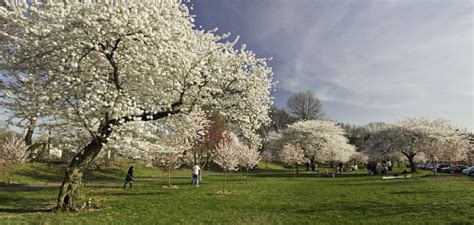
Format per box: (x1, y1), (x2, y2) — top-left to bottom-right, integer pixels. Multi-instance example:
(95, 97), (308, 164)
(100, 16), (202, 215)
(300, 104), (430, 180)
(0, 162), (473, 224)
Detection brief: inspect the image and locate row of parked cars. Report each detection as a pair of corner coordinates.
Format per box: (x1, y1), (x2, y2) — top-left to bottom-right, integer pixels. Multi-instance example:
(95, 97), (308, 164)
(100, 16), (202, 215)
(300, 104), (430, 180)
(416, 163), (474, 176)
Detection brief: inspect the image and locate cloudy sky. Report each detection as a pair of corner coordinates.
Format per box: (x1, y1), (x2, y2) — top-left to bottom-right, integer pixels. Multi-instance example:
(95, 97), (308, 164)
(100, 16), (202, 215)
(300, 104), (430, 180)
(190, 0), (473, 130)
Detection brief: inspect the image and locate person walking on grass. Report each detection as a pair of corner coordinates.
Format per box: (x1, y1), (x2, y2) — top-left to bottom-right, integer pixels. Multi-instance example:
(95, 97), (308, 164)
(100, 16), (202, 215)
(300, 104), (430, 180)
(123, 166), (134, 188)
(192, 164), (201, 187)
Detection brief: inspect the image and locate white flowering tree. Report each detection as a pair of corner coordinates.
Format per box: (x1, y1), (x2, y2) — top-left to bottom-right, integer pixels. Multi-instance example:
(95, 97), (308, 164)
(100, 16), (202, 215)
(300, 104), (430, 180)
(1, 0), (272, 210)
(0, 134), (28, 183)
(274, 120), (356, 165)
(0, 73), (51, 147)
(154, 149), (184, 187)
(280, 143), (305, 177)
(238, 145), (261, 184)
(0, 134), (28, 163)
(214, 132), (241, 193)
(349, 152), (369, 164)
(364, 118), (462, 173)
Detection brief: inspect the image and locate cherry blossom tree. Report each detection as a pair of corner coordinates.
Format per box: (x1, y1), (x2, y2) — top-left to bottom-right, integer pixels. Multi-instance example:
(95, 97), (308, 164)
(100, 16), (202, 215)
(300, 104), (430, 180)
(0, 74), (50, 147)
(0, 133), (28, 163)
(214, 131), (241, 193)
(1, 0), (272, 210)
(276, 120), (356, 164)
(186, 111), (228, 168)
(0, 134), (28, 183)
(349, 152), (369, 164)
(238, 145), (261, 184)
(280, 143), (305, 177)
(364, 118), (462, 173)
(154, 149), (184, 187)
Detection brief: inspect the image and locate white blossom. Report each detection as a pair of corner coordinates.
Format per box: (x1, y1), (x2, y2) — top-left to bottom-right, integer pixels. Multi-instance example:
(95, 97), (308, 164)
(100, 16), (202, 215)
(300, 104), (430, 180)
(1, 0), (273, 159)
(214, 132), (241, 172)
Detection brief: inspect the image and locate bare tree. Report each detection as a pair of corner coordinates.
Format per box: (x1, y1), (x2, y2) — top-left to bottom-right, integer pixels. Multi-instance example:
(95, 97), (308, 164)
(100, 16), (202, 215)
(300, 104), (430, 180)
(287, 91), (324, 120)
(268, 106), (294, 132)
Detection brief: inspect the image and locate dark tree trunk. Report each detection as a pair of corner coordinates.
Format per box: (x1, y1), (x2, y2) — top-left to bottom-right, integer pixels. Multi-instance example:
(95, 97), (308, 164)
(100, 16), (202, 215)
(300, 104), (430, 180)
(54, 106), (179, 211)
(405, 153), (416, 173)
(56, 138), (103, 211)
(24, 119), (36, 146)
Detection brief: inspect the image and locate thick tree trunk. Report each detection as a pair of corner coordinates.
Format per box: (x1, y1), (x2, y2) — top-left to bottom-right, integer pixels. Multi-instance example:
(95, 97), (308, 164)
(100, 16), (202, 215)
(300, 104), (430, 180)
(24, 119), (36, 146)
(54, 95), (179, 211)
(56, 139), (103, 211)
(405, 154), (416, 173)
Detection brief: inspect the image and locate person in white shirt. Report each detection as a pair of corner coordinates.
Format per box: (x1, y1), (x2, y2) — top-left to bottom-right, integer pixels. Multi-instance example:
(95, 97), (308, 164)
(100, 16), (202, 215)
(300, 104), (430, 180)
(192, 165), (201, 187)
(386, 160), (392, 174)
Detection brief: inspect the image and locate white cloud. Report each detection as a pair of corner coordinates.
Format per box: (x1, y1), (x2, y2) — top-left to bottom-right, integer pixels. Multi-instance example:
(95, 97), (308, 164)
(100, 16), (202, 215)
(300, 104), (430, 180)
(193, 0), (473, 130)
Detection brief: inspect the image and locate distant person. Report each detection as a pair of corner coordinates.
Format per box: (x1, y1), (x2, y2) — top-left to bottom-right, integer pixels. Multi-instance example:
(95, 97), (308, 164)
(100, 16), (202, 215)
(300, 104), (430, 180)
(123, 166), (134, 188)
(192, 164), (201, 187)
(386, 160), (392, 175)
(338, 162), (344, 173)
(352, 164), (358, 172)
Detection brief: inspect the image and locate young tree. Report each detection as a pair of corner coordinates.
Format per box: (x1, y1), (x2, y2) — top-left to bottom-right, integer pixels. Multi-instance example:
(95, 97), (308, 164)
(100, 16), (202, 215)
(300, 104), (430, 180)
(287, 91), (324, 121)
(1, 1), (272, 210)
(154, 150), (183, 187)
(280, 143), (305, 177)
(0, 134), (28, 183)
(238, 145), (261, 184)
(214, 132), (241, 192)
(186, 112), (228, 168)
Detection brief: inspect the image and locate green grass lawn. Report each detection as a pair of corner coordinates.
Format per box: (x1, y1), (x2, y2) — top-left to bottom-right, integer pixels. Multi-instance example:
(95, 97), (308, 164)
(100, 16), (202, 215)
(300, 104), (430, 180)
(0, 162), (473, 224)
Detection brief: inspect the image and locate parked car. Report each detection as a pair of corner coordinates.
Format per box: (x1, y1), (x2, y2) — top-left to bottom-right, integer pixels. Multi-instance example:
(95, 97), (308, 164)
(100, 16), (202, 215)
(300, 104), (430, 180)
(440, 165), (468, 173)
(461, 166), (474, 176)
(425, 163), (434, 170)
(435, 164), (450, 172)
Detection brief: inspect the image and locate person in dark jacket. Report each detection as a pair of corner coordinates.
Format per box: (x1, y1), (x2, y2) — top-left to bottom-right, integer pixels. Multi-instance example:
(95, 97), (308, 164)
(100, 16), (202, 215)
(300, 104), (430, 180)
(123, 166), (134, 188)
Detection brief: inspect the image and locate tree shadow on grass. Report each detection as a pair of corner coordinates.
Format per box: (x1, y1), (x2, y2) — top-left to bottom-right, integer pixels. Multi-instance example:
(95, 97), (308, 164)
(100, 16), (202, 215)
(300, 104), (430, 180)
(0, 195), (53, 214)
(104, 191), (166, 196)
(15, 169), (63, 183)
(0, 208), (50, 214)
(0, 183), (59, 192)
(389, 190), (465, 195)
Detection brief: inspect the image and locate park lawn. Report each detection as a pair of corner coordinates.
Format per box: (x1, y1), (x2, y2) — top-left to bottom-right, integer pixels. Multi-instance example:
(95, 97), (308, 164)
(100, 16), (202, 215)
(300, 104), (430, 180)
(0, 163), (473, 224)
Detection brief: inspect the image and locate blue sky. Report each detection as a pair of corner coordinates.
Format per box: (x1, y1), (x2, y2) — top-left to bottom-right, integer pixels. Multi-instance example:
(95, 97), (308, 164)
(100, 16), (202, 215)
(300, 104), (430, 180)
(190, 0), (473, 130)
